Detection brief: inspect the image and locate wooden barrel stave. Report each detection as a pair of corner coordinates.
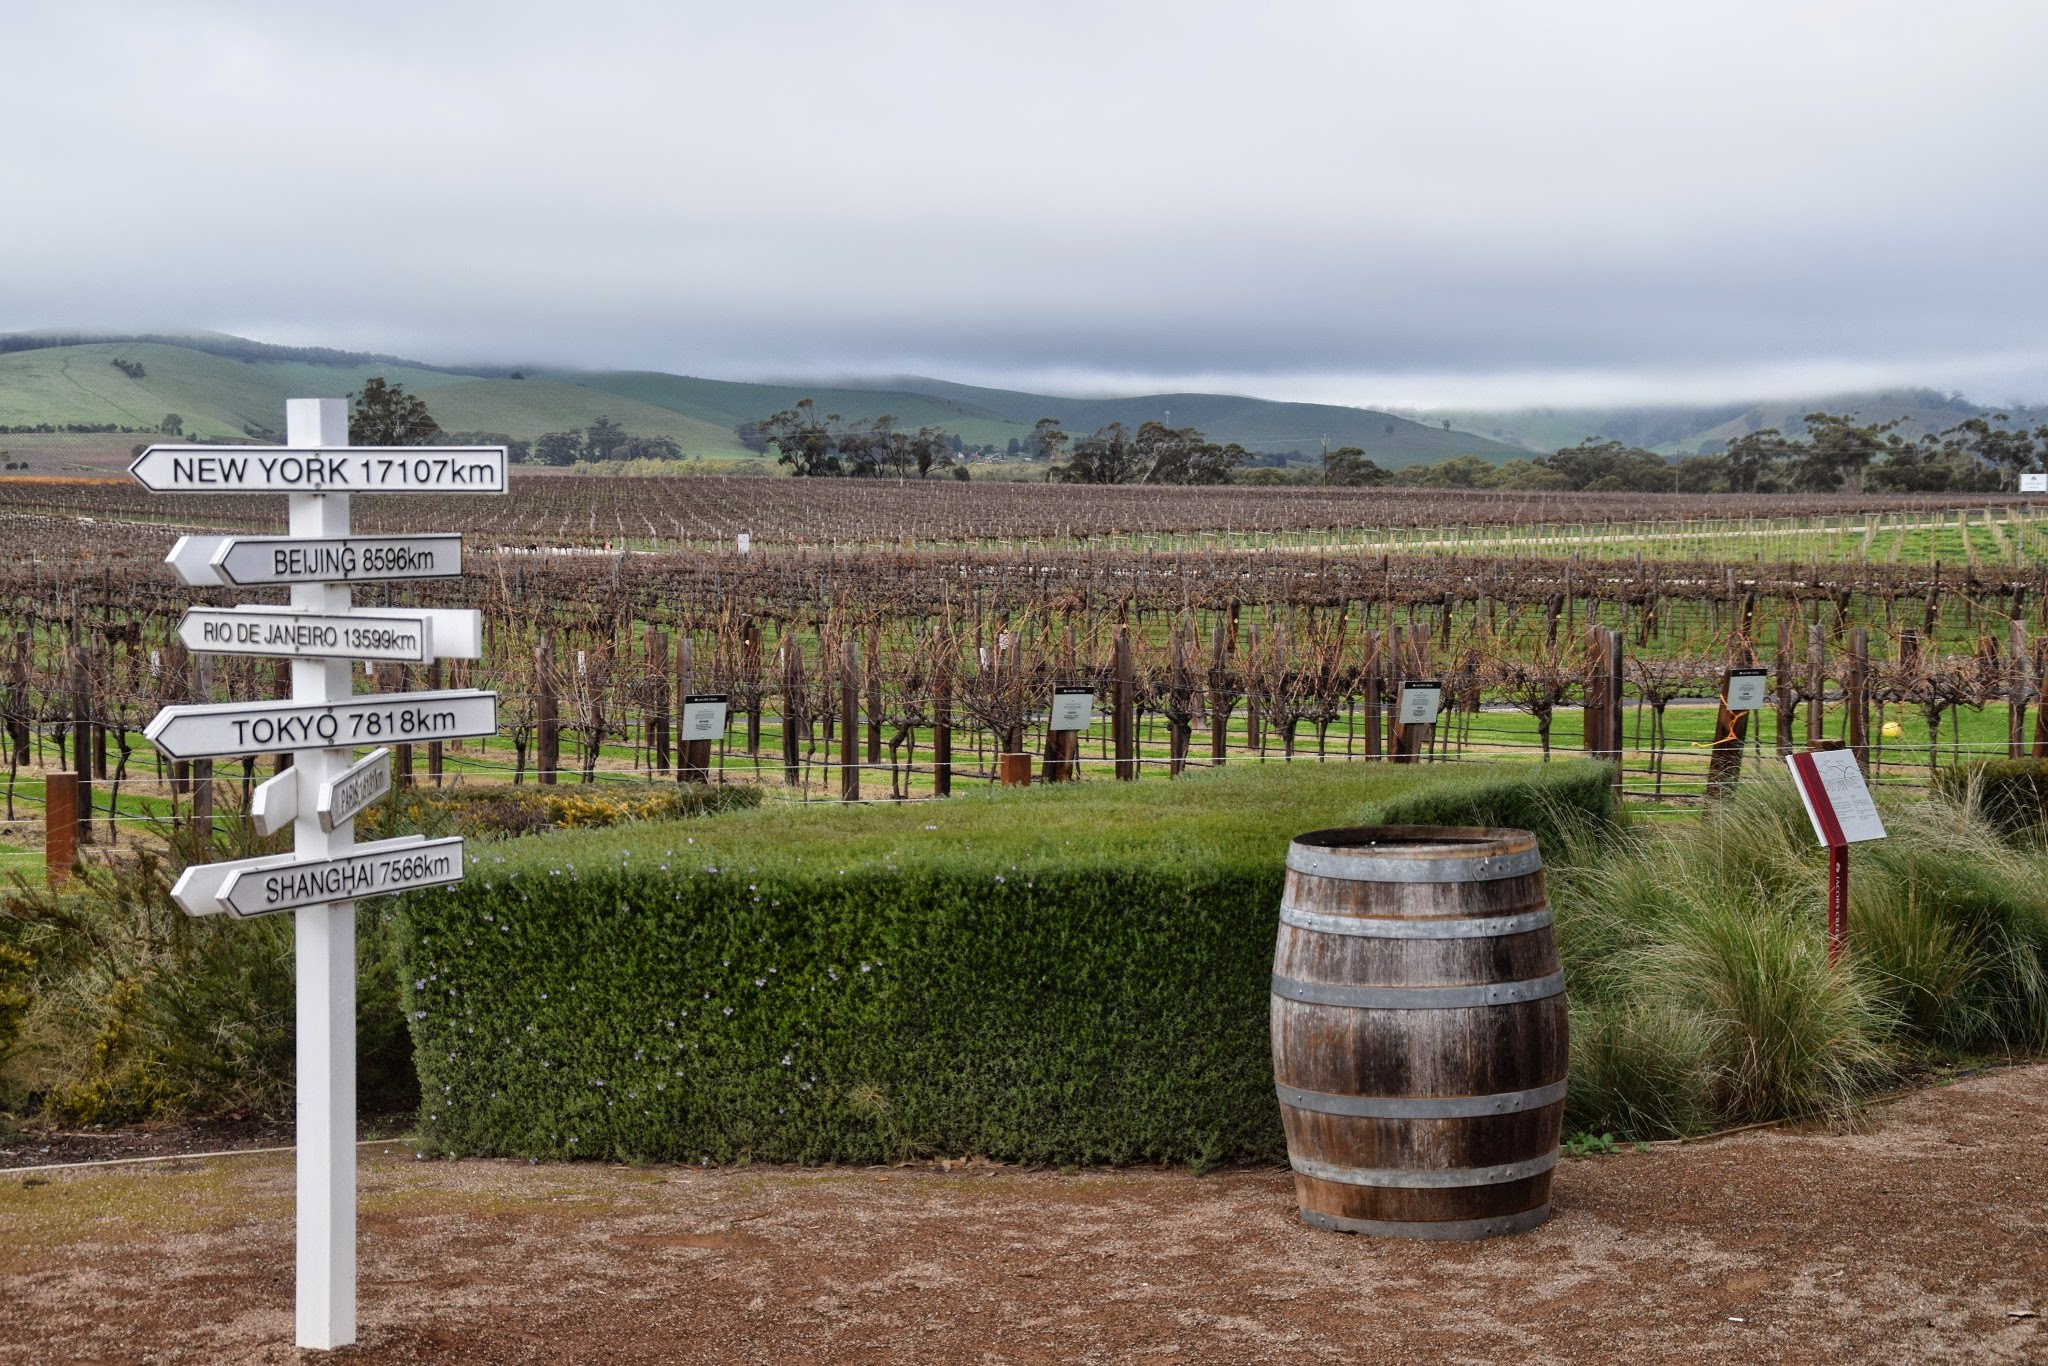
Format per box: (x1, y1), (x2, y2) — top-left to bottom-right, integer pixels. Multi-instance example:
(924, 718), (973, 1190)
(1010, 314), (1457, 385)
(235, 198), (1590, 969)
(1272, 998), (1566, 1099)
(1271, 826), (1568, 1240)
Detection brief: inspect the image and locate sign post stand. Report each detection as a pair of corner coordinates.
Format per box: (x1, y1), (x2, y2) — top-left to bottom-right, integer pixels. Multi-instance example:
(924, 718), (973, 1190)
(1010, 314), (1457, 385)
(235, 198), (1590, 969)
(134, 403), (504, 1352)
(1785, 741), (1886, 967)
(286, 397), (358, 1350)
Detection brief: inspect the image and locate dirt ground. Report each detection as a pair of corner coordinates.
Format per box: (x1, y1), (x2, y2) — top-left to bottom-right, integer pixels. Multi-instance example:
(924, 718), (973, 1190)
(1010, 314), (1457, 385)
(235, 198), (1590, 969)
(2, 1067), (2043, 1365)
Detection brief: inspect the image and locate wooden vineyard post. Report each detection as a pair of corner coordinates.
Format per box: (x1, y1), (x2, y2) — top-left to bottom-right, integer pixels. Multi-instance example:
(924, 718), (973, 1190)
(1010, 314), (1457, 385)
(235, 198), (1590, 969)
(1362, 631), (1382, 761)
(1706, 642), (1754, 798)
(191, 654), (214, 839)
(933, 644), (953, 797)
(1578, 626), (1602, 764)
(1608, 625), (1626, 788)
(375, 665), (414, 789)
(44, 770), (78, 887)
(426, 661), (445, 786)
(1580, 626), (1623, 790)
(1846, 628), (1869, 773)
(647, 629), (671, 777)
(272, 660), (296, 775)
(1388, 623), (1433, 764)
(2009, 619), (2030, 760)
(780, 636), (804, 787)
(743, 619), (763, 757)
(1042, 626), (1078, 783)
(69, 645), (92, 845)
(1114, 626), (1136, 780)
(684, 630), (700, 778)
(1774, 622), (1795, 758)
(1806, 623), (1826, 747)
(840, 638), (860, 801)
(4, 631), (27, 776)
(1245, 623), (1262, 754)
(2034, 639), (2048, 760)
(678, 635), (713, 784)
(865, 625), (882, 774)
(536, 640), (560, 786)
(1406, 622), (1439, 763)
(1168, 621), (1193, 776)
(1208, 623), (1230, 766)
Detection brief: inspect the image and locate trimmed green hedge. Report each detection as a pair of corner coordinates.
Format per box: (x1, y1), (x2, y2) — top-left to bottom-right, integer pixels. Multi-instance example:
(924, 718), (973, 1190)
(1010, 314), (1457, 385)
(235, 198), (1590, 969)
(398, 761), (1612, 1165)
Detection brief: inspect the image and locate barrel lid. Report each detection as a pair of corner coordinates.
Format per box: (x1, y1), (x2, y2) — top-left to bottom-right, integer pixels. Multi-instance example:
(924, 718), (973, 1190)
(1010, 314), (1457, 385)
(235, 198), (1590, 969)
(1286, 826), (1541, 883)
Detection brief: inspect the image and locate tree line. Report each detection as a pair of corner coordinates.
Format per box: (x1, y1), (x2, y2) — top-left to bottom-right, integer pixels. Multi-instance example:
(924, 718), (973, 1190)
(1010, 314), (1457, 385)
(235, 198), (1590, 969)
(1370, 413), (2045, 495)
(744, 399), (969, 479)
(331, 379), (2048, 493)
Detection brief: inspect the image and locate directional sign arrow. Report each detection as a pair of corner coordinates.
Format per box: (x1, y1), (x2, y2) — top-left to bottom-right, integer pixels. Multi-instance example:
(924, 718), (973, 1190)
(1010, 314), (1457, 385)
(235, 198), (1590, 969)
(219, 836), (466, 919)
(214, 533), (463, 586)
(166, 535), (231, 587)
(250, 768), (299, 838)
(179, 606), (438, 664)
(145, 687), (498, 762)
(166, 533), (464, 587)
(317, 748), (391, 834)
(169, 836), (428, 918)
(130, 445), (508, 494)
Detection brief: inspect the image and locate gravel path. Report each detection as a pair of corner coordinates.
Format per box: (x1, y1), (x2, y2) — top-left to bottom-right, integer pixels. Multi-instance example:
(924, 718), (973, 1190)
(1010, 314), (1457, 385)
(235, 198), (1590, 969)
(2, 1066), (2043, 1363)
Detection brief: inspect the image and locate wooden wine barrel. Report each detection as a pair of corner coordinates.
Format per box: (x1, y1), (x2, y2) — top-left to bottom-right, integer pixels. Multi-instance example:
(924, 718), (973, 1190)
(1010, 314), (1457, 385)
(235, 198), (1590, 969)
(1270, 825), (1566, 1240)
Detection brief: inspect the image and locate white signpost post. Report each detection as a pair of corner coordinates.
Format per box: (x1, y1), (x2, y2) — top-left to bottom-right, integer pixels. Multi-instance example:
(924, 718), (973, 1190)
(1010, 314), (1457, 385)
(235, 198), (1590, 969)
(135, 402), (504, 1351)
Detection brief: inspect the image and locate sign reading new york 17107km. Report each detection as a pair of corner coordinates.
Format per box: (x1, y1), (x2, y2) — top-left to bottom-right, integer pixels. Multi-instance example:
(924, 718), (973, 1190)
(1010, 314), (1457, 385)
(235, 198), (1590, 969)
(131, 444), (508, 493)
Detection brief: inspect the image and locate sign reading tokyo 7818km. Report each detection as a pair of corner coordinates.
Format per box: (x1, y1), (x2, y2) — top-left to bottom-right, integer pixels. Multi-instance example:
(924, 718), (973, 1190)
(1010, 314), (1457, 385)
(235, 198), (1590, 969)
(131, 444), (508, 493)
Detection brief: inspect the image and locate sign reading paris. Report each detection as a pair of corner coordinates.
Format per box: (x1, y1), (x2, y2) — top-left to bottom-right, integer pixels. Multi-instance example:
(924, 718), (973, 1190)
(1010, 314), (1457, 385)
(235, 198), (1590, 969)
(131, 444), (509, 494)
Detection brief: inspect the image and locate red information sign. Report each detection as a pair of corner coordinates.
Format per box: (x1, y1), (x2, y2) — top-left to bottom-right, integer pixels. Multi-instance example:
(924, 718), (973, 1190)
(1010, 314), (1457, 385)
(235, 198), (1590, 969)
(1785, 748), (1885, 965)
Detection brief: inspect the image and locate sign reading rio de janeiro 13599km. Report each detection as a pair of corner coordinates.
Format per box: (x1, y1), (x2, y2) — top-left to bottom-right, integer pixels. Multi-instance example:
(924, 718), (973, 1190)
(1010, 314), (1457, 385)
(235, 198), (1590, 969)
(131, 444), (508, 493)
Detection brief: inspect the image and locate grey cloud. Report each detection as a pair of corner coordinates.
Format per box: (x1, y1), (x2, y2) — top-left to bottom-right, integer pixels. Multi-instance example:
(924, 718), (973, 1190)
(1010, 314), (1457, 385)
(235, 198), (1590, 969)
(3, 0), (2045, 405)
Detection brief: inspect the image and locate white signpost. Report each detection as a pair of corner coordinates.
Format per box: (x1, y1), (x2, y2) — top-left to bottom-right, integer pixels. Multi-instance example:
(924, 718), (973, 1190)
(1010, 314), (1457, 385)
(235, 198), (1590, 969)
(1049, 687), (1096, 732)
(2021, 472), (2047, 494)
(137, 400), (504, 1351)
(168, 533), (464, 587)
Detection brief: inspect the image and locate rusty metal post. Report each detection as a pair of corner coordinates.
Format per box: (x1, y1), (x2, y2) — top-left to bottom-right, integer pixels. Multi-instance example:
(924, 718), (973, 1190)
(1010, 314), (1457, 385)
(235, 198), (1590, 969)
(45, 770), (78, 887)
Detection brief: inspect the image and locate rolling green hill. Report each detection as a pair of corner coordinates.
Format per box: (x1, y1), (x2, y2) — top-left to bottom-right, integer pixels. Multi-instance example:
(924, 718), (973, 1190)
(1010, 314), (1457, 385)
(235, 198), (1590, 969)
(35, 331), (2012, 471)
(1421, 389), (2035, 457)
(0, 332), (1522, 468)
(552, 371), (1025, 448)
(820, 375), (1521, 463)
(0, 342), (457, 440)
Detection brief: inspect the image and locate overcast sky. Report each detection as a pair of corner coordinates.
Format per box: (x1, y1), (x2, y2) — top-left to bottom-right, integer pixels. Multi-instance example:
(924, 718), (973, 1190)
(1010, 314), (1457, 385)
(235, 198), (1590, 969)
(6, 1), (2045, 408)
